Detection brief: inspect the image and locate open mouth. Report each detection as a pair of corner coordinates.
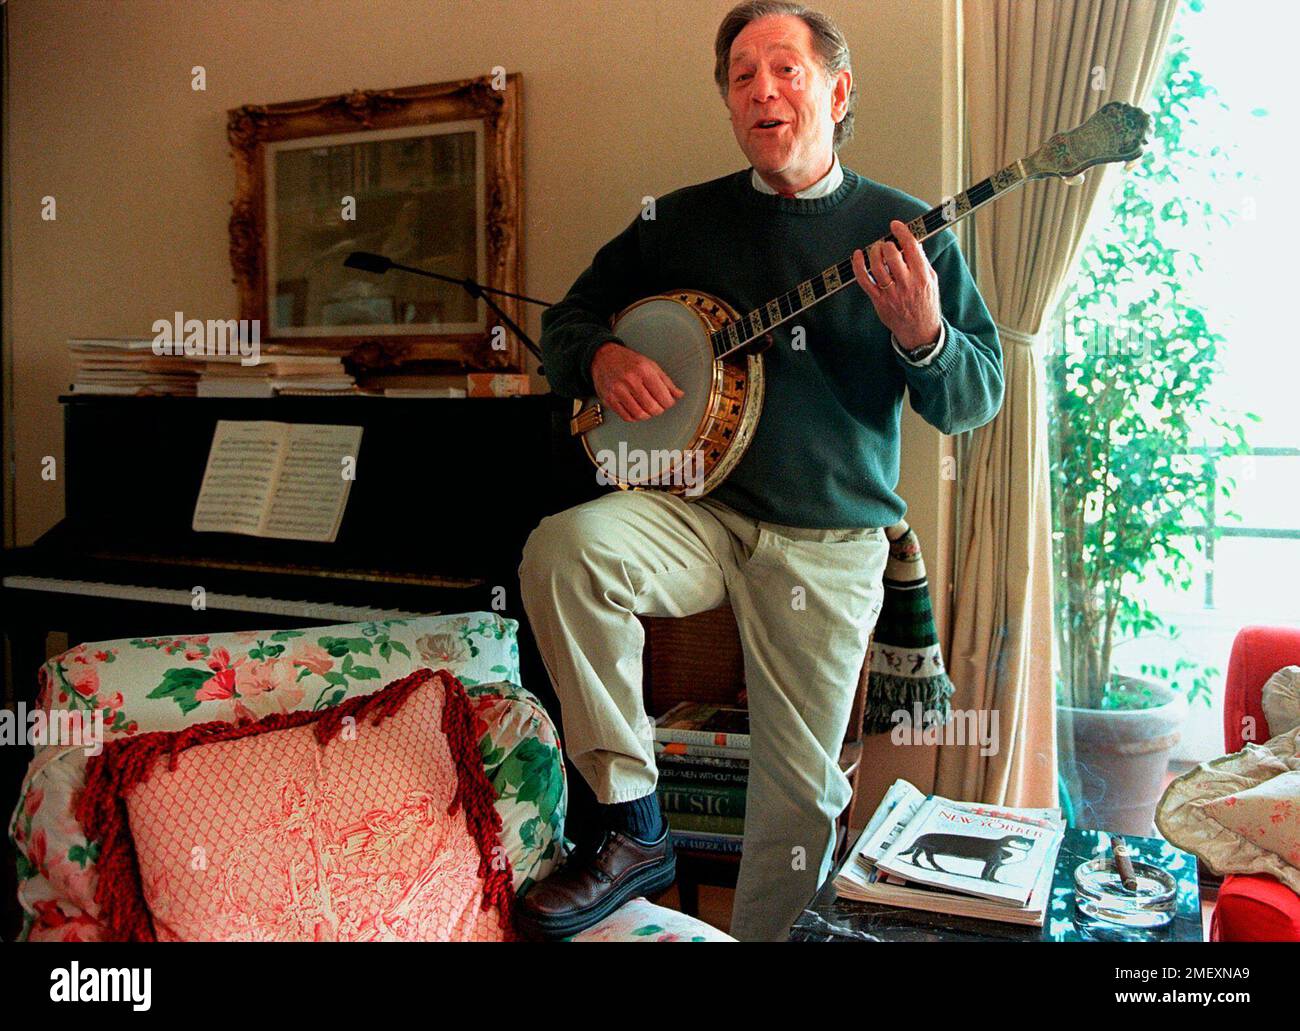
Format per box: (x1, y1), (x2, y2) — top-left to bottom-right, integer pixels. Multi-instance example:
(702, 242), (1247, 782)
(753, 119), (786, 130)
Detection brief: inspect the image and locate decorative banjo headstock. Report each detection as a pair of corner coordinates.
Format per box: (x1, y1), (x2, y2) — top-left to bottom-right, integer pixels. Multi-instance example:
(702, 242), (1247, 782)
(1021, 101), (1152, 182)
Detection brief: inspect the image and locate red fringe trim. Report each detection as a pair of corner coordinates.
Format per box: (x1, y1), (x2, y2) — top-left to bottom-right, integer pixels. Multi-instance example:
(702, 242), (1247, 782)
(76, 667), (516, 941)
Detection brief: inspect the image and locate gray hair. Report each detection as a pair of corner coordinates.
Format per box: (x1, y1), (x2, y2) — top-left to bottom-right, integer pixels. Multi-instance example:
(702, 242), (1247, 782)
(713, 0), (857, 150)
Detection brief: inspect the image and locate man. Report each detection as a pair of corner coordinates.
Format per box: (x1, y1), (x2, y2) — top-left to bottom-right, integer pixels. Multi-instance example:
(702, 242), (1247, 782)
(517, 0), (1002, 941)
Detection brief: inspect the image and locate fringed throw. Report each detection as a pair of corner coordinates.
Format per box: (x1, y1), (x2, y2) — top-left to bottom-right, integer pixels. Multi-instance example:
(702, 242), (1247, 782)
(863, 521), (955, 734)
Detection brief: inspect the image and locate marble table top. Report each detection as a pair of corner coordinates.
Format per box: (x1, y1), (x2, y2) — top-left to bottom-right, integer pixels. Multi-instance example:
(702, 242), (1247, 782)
(789, 827), (1203, 942)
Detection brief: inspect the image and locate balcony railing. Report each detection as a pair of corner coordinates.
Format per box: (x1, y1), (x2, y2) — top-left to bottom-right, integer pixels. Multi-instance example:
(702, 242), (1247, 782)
(1187, 446), (1300, 608)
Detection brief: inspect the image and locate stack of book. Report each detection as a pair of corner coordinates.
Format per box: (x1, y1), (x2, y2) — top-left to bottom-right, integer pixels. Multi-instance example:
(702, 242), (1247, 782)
(65, 339), (357, 397)
(69, 338), (199, 395)
(197, 355), (355, 397)
(835, 779), (1066, 926)
(653, 702), (749, 855)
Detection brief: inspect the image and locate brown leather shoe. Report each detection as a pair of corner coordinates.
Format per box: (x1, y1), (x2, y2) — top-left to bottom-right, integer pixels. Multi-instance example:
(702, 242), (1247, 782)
(515, 825), (677, 940)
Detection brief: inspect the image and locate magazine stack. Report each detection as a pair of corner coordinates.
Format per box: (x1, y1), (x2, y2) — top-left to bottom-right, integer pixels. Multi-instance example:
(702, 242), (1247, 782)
(835, 779), (1066, 926)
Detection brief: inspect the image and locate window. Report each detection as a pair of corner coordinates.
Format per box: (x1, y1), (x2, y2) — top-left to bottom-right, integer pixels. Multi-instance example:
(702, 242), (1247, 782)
(1048, 0), (1300, 835)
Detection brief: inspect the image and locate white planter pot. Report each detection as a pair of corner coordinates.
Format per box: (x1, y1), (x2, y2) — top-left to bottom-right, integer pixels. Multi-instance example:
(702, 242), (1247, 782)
(1058, 675), (1189, 836)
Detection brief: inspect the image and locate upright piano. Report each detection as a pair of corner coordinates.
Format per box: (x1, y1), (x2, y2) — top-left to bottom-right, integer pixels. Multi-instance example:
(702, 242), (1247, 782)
(2, 392), (600, 699)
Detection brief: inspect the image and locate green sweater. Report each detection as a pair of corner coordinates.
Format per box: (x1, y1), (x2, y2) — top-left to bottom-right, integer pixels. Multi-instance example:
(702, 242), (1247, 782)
(540, 167), (1003, 528)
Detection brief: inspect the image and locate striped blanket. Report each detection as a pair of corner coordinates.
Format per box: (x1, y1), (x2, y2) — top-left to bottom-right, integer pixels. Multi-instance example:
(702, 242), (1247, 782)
(863, 521), (954, 733)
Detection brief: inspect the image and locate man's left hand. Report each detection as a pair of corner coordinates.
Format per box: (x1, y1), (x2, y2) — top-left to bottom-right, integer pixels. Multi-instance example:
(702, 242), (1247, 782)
(852, 219), (942, 351)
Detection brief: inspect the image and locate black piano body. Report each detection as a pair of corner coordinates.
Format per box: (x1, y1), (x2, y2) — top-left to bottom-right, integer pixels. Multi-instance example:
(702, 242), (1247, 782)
(2, 391), (601, 706)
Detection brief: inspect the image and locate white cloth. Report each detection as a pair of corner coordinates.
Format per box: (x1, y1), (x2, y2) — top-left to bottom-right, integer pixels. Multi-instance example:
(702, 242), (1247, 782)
(1263, 666), (1300, 736)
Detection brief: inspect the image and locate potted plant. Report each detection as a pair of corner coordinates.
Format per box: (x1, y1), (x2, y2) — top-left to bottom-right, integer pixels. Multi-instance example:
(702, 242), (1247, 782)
(1046, 7), (1255, 836)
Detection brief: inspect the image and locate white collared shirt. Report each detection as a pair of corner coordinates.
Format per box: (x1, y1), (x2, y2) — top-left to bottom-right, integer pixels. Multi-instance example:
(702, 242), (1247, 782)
(750, 155), (844, 198)
(750, 156), (946, 367)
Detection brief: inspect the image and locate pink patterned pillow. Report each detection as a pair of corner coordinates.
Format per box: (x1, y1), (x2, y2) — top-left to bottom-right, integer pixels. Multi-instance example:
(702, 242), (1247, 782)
(77, 668), (515, 941)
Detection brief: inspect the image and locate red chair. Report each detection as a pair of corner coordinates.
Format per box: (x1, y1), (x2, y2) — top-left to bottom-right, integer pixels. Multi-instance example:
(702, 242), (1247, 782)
(1210, 625), (1300, 942)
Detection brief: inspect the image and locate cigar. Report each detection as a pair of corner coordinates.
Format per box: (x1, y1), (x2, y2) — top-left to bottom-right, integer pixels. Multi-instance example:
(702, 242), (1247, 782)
(1111, 834), (1139, 892)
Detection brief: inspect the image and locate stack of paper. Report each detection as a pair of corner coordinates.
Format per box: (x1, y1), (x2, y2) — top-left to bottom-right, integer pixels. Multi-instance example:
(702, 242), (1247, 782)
(69, 338), (199, 395)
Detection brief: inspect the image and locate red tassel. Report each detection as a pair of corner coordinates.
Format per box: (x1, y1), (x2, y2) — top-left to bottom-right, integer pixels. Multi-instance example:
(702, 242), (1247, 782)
(77, 667), (517, 941)
(438, 674), (518, 936)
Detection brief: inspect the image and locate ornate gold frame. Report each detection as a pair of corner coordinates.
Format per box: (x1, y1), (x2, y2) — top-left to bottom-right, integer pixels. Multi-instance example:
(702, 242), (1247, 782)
(227, 74), (523, 372)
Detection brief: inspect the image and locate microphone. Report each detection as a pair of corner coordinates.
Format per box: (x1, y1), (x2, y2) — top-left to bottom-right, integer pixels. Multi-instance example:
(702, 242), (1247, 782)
(343, 251), (551, 366)
(342, 251), (393, 274)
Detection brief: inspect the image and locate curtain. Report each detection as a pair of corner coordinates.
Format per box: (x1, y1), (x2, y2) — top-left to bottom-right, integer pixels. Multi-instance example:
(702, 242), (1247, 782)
(936, 0), (1178, 806)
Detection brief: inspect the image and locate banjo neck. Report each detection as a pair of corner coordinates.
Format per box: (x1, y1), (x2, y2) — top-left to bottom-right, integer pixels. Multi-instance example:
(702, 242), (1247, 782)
(710, 160), (1029, 361)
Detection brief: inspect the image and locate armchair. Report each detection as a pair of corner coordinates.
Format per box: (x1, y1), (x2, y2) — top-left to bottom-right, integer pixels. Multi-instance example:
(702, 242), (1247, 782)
(7, 612), (733, 942)
(1211, 625), (1300, 942)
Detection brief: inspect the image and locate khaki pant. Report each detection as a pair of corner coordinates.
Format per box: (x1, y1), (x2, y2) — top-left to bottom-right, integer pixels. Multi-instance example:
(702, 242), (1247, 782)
(518, 489), (888, 942)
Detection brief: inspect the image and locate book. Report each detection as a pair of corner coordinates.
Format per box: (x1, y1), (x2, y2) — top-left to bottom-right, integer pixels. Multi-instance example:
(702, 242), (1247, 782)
(655, 740), (749, 760)
(875, 798), (1063, 907)
(654, 702), (750, 749)
(381, 387), (467, 398)
(191, 420), (363, 543)
(466, 373), (530, 397)
(669, 829), (744, 855)
(853, 778), (927, 866)
(657, 780), (746, 819)
(835, 780), (1065, 926)
(657, 752), (749, 787)
(842, 844), (1059, 927)
(665, 811), (746, 836)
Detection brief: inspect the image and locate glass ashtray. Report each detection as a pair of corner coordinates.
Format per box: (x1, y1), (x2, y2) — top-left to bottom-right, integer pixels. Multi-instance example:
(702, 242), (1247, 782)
(1073, 857), (1177, 929)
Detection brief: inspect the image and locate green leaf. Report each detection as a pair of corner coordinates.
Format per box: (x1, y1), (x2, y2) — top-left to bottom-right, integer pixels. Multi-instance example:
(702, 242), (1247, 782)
(15, 852), (35, 880)
(319, 635), (374, 658)
(145, 667), (214, 715)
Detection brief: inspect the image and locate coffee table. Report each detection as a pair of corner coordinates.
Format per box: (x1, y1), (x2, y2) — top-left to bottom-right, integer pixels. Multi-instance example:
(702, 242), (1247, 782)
(789, 827), (1204, 942)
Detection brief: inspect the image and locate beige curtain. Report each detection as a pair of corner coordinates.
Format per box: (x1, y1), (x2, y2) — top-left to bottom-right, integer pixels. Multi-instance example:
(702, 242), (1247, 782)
(936, 0), (1177, 806)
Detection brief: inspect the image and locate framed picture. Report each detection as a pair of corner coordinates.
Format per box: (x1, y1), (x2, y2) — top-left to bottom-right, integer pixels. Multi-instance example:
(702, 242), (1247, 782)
(227, 75), (523, 372)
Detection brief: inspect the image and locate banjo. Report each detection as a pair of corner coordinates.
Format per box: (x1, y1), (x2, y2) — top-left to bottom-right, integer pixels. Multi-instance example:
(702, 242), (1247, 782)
(570, 101), (1151, 497)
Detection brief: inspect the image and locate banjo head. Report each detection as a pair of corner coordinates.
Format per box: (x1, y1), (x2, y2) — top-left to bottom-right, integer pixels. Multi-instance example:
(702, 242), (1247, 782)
(584, 295), (717, 490)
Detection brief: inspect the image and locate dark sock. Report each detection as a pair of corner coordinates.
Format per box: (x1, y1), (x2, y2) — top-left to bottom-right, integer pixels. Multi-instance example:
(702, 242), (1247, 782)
(564, 764), (601, 848)
(599, 792), (665, 844)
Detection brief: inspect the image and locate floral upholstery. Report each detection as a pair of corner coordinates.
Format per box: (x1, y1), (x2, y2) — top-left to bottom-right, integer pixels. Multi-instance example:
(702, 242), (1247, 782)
(11, 613), (562, 940)
(9, 612), (732, 942)
(571, 896), (735, 942)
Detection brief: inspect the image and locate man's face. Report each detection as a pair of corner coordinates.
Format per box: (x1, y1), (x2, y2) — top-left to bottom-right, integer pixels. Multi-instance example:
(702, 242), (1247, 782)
(725, 14), (849, 189)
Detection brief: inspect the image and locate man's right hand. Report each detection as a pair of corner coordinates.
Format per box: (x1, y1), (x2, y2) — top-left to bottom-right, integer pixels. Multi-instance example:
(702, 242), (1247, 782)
(591, 341), (684, 422)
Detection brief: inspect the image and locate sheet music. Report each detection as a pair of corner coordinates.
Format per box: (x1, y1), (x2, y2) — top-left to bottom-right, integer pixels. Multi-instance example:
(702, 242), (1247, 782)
(263, 423), (362, 542)
(192, 420), (363, 543)
(192, 421), (284, 536)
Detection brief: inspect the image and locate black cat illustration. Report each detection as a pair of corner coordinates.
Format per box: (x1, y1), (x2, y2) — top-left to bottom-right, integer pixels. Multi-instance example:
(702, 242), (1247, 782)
(894, 833), (1035, 883)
